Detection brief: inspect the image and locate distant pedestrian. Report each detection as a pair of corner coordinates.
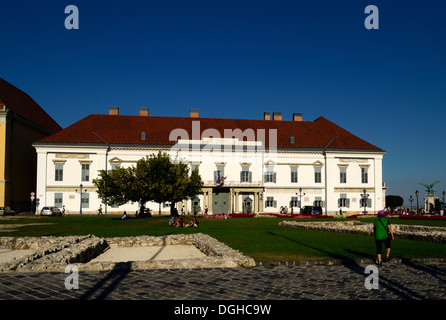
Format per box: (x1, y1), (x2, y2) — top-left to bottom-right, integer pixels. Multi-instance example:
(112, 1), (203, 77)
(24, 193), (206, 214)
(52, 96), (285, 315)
(98, 204), (103, 216)
(373, 210), (394, 265)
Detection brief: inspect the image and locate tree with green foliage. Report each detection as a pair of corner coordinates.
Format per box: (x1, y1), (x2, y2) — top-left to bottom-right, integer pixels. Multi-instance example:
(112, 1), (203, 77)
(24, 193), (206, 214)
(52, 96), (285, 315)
(93, 152), (203, 212)
(385, 195), (403, 209)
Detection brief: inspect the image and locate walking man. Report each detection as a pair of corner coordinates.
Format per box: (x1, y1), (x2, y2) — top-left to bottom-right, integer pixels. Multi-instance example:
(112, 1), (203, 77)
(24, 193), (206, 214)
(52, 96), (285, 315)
(373, 210), (394, 265)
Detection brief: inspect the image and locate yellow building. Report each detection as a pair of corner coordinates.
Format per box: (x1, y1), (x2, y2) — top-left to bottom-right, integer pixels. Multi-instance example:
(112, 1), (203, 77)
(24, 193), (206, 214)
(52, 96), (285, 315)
(0, 77), (61, 213)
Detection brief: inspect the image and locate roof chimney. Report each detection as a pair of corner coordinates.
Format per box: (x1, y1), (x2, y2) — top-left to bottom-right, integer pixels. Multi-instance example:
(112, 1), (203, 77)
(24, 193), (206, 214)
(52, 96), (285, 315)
(293, 113), (302, 122)
(139, 107), (149, 117)
(190, 109), (199, 118)
(264, 112), (271, 120)
(109, 106), (119, 115)
(273, 112), (282, 121)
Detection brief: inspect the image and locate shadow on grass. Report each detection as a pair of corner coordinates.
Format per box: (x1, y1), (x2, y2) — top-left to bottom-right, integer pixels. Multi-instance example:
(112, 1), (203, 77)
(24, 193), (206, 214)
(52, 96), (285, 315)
(267, 231), (371, 265)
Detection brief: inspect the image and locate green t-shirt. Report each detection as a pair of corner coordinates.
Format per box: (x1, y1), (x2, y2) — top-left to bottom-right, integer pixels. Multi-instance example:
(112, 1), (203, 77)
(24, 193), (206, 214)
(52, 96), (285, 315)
(374, 218), (390, 240)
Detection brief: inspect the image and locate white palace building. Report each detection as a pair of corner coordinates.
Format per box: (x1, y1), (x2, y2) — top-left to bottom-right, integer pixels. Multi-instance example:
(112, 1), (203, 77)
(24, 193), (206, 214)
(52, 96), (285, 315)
(33, 107), (386, 216)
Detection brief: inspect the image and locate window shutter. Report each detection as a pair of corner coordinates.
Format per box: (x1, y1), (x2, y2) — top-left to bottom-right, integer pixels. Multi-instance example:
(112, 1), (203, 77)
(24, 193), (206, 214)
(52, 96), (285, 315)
(273, 200), (277, 208)
(338, 198), (341, 208)
(248, 171), (252, 183)
(240, 171), (243, 182)
(346, 199), (350, 208)
(273, 172), (277, 183)
(367, 199), (372, 208)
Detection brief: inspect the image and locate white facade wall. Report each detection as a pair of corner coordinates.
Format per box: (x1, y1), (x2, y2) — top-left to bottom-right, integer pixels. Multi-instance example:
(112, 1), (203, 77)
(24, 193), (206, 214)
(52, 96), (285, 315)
(35, 141), (385, 216)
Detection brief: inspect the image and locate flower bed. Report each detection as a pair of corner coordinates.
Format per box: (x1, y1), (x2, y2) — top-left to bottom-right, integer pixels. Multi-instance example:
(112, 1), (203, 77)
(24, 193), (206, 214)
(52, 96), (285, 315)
(228, 213), (255, 218)
(206, 213), (335, 219)
(258, 213), (333, 219)
(397, 214), (446, 221)
(347, 213), (446, 221)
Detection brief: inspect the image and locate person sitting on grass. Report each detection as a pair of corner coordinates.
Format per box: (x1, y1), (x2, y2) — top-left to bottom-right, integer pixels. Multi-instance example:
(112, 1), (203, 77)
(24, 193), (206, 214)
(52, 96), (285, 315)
(187, 216), (199, 227)
(178, 217), (185, 227)
(169, 216), (179, 227)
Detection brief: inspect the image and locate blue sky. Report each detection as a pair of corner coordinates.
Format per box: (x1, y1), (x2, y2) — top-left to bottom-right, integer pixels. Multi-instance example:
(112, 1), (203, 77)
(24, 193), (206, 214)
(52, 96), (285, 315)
(1, 0), (445, 206)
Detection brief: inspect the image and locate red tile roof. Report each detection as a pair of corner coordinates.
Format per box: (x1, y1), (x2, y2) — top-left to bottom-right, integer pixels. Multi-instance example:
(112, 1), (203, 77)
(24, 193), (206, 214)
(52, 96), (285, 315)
(0, 78), (62, 133)
(36, 113), (384, 152)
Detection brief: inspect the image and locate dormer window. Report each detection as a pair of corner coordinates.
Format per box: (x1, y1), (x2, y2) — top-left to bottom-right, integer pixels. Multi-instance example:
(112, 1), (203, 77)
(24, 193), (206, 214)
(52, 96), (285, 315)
(141, 131), (146, 141)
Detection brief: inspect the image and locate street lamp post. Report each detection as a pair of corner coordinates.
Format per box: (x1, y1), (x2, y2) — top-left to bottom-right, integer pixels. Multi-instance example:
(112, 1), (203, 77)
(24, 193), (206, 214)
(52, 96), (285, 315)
(415, 190), (419, 214)
(296, 187), (305, 213)
(92, 132), (110, 215)
(75, 184), (87, 215)
(361, 189), (369, 215)
(443, 191), (445, 209)
(409, 195), (414, 213)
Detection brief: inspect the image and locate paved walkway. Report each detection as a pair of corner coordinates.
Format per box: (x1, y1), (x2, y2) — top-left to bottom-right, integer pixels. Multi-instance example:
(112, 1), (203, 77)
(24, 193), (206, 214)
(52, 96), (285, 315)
(0, 262), (445, 300)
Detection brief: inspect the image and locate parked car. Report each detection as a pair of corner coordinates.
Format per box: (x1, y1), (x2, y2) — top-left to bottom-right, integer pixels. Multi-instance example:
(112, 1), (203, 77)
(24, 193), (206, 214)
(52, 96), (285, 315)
(301, 206), (323, 215)
(40, 206), (62, 216)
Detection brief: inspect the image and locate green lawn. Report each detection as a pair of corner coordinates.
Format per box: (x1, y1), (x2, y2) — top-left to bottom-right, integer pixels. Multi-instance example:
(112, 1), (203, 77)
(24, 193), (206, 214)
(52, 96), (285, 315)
(1, 215), (445, 261)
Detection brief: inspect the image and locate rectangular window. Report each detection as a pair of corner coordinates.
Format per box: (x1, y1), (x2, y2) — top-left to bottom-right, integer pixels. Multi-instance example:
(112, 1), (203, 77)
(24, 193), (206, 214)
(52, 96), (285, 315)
(191, 164), (199, 173)
(111, 163), (120, 171)
(314, 167), (322, 183)
(81, 193), (89, 208)
(217, 164), (224, 176)
(240, 165), (252, 183)
(290, 166), (298, 183)
(265, 196), (277, 208)
(314, 196), (322, 207)
(82, 164), (90, 182)
(338, 194), (350, 208)
(55, 163), (63, 181)
(265, 171), (276, 183)
(340, 167), (347, 184)
(54, 193), (63, 208)
(361, 167), (368, 184)
(214, 164), (225, 183)
(264, 167), (276, 183)
(360, 198), (372, 208)
(290, 196), (300, 208)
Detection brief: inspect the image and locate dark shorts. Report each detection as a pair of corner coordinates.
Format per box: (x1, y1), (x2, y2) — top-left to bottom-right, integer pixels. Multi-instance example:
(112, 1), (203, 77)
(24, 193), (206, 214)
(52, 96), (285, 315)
(375, 238), (391, 254)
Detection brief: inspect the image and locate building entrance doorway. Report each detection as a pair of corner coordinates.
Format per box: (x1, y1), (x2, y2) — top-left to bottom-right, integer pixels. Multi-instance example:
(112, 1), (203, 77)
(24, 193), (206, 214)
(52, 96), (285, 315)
(243, 195), (253, 213)
(212, 188), (229, 215)
(192, 197), (200, 215)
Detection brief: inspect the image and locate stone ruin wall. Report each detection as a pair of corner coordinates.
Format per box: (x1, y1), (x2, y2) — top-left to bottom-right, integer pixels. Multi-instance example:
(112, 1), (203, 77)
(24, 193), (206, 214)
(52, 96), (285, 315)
(0, 233), (255, 273)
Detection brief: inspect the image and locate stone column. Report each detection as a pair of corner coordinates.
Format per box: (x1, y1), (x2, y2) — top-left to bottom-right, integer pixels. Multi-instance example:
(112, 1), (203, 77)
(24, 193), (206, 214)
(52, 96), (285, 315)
(254, 192), (258, 213)
(235, 191), (239, 213)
